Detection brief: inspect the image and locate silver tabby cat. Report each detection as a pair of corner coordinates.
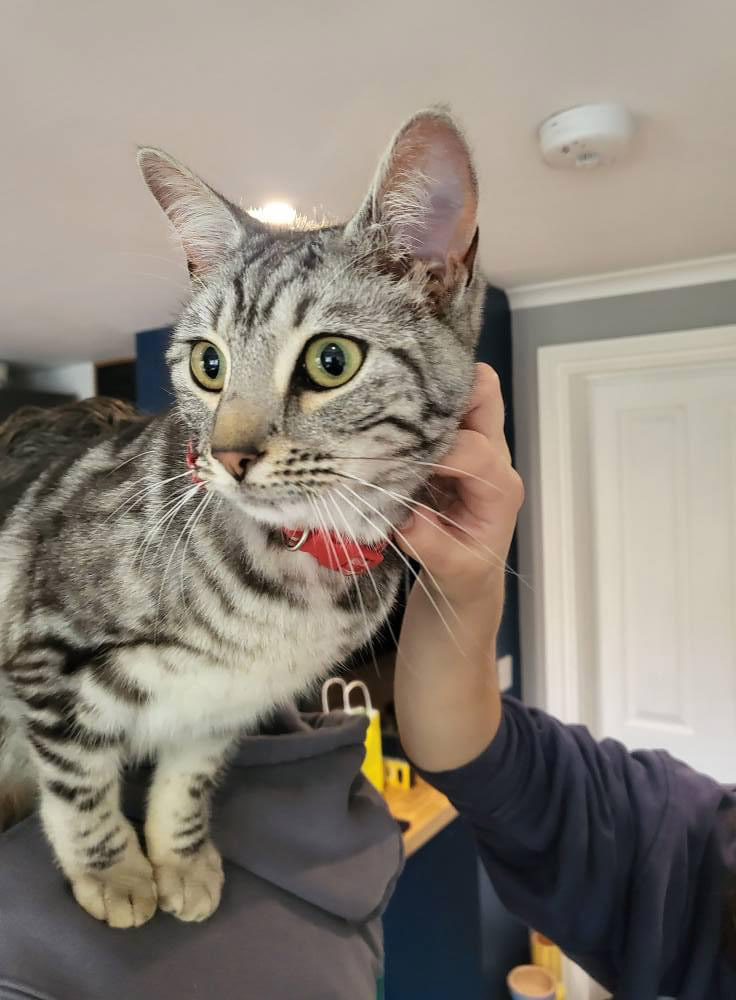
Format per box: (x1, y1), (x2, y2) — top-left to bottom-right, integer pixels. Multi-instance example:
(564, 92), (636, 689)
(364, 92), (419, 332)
(0, 109), (484, 927)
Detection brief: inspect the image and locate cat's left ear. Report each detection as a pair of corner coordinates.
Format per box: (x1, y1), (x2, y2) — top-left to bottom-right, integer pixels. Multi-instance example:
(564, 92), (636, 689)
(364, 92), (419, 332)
(138, 147), (255, 278)
(347, 108), (479, 289)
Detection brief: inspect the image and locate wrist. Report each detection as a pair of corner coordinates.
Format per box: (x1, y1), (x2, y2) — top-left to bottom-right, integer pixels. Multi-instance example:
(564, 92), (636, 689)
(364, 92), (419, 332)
(395, 589), (502, 772)
(396, 657), (501, 772)
(426, 573), (504, 644)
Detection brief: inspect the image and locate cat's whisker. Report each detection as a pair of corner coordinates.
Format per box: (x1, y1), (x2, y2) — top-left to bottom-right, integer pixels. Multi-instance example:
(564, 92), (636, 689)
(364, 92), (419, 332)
(140, 495), (200, 568)
(179, 491), (214, 608)
(338, 484), (464, 628)
(113, 251), (193, 289)
(309, 497), (350, 590)
(106, 470), (194, 523)
(330, 454), (504, 494)
(176, 488), (213, 600)
(133, 485), (200, 568)
(146, 487), (203, 567)
(333, 471), (529, 588)
(153, 488), (210, 637)
(324, 491), (405, 673)
(405, 459), (504, 494)
(423, 476), (444, 505)
(334, 487), (465, 656)
(319, 245), (380, 295)
(315, 494), (381, 679)
(309, 494), (361, 631)
(103, 473), (156, 520)
(130, 484), (194, 550)
(106, 449), (157, 476)
(115, 250), (187, 268)
(130, 271), (190, 290)
(310, 496), (350, 585)
(154, 512), (202, 638)
(132, 497), (187, 570)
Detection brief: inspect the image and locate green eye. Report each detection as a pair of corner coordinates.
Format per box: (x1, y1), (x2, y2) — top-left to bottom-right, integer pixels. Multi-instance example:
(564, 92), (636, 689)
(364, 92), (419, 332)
(190, 341), (226, 391)
(303, 336), (364, 389)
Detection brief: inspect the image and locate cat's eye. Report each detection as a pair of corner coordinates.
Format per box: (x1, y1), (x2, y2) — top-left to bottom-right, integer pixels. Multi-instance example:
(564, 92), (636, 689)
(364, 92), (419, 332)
(303, 336), (364, 390)
(190, 341), (226, 392)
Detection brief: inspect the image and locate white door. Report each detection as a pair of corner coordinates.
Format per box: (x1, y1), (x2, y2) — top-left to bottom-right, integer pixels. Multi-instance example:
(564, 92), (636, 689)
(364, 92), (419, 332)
(589, 361), (736, 781)
(538, 326), (736, 785)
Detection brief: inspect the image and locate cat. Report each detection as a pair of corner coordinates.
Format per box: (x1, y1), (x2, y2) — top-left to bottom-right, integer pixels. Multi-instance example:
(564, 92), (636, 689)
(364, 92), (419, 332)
(0, 108), (485, 928)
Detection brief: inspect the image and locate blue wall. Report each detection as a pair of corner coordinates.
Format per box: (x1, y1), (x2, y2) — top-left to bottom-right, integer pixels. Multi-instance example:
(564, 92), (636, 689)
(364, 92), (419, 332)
(475, 286), (522, 699)
(135, 327), (173, 414)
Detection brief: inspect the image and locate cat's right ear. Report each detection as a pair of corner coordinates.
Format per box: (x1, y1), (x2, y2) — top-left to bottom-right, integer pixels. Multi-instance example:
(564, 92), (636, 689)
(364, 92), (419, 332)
(346, 108), (479, 292)
(138, 148), (257, 279)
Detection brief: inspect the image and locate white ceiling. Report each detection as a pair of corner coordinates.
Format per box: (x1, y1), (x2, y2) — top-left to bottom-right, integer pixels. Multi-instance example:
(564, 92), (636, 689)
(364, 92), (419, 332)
(3, 1), (736, 363)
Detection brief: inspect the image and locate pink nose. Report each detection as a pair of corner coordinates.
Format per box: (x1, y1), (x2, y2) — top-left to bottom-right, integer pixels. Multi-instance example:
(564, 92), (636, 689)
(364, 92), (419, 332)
(212, 449), (262, 483)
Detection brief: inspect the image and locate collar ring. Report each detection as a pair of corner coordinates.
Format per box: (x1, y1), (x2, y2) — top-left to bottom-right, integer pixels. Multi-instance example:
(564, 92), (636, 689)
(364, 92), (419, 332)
(283, 528), (310, 552)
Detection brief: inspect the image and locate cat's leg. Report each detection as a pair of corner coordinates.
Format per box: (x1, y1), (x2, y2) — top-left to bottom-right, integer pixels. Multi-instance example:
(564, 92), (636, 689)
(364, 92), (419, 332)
(145, 734), (233, 922)
(33, 736), (157, 928)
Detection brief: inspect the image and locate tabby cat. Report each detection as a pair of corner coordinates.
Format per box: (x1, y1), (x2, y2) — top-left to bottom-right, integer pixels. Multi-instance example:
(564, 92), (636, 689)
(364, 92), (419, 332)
(0, 109), (484, 927)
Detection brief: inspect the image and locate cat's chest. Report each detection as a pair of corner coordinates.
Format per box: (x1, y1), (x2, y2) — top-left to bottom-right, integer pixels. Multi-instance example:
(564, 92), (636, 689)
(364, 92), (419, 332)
(200, 569), (363, 672)
(120, 586), (362, 750)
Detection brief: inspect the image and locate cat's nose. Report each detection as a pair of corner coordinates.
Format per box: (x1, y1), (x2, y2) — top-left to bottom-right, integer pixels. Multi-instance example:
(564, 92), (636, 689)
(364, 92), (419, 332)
(212, 449), (264, 483)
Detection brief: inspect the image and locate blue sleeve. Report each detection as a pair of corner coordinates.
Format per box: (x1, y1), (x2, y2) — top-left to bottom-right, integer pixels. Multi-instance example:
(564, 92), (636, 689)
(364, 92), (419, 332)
(419, 697), (733, 996)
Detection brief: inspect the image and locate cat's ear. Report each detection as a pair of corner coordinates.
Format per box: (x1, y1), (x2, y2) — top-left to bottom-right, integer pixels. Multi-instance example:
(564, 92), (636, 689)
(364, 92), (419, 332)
(138, 147), (253, 278)
(348, 108), (479, 288)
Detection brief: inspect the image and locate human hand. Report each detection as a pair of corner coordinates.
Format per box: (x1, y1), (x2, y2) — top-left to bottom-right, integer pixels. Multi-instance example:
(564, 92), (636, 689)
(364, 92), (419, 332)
(398, 363), (524, 620)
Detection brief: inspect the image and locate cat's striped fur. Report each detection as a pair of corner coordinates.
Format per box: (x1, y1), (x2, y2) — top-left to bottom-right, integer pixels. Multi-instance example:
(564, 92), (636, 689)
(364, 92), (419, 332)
(0, 109), (485, 927)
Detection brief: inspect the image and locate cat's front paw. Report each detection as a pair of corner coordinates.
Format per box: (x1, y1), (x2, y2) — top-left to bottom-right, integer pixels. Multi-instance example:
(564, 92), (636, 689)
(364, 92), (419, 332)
(152, 839), (224, 922)
(70, 853), (157, 929)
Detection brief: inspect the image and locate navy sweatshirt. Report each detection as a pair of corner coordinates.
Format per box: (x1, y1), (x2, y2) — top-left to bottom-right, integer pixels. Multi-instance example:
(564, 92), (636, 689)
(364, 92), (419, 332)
(421, 698), (736, 999)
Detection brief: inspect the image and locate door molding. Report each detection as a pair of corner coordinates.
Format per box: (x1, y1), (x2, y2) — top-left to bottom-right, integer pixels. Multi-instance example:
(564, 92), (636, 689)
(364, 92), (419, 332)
(537, 324), (736, 727)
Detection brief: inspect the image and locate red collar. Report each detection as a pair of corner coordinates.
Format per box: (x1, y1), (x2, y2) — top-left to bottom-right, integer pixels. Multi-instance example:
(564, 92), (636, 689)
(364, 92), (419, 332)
(282, 528), (389, 576)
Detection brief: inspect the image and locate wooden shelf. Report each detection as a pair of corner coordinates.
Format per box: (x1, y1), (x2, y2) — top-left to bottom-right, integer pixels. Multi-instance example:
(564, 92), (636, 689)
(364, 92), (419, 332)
(384, 776), (457, 857)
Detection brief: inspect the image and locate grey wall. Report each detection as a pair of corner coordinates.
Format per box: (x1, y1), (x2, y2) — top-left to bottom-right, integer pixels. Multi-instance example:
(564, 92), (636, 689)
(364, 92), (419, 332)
(511, 279), (736, 705)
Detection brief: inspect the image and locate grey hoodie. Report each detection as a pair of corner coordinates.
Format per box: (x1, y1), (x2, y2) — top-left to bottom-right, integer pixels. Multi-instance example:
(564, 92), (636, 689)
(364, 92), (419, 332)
(0, 709), (403, 1000)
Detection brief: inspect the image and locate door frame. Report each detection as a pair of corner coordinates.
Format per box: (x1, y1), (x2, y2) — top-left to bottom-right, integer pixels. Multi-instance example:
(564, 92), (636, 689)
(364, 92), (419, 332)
(536, 324), (736, 729)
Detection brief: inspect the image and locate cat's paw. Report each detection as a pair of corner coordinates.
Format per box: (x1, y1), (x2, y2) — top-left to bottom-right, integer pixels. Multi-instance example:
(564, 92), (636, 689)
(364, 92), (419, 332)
(70, 854), (157, 929)
(153, 839), (224, 922)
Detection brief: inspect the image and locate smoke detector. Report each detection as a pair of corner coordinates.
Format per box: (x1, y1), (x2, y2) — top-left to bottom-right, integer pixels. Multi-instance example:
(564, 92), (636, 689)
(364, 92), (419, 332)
(538, 103), (636, 169)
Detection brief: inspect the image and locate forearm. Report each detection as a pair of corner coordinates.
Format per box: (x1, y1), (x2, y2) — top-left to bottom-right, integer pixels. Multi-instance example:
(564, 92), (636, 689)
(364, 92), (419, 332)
(394, 578), (503, 773)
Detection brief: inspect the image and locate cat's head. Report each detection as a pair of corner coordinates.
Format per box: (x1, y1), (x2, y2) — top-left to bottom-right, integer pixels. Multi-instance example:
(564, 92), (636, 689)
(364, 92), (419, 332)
(139, 109), (485, 540)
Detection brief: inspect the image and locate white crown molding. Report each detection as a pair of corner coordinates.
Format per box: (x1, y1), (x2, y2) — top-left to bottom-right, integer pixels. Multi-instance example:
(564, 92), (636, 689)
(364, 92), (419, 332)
(507, 253), (736, 310)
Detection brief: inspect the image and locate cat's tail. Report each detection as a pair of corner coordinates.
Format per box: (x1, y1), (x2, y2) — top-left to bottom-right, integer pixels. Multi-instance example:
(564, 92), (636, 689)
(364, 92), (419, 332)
(0, 695), (36, 831)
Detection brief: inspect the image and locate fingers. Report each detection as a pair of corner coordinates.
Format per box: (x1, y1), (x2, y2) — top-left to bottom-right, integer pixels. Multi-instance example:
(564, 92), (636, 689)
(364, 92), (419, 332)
(399, 363), (523, 572)
(461, 364), (509, 460)
(397, 506), (443, 563)
(435, 430), (513, 522)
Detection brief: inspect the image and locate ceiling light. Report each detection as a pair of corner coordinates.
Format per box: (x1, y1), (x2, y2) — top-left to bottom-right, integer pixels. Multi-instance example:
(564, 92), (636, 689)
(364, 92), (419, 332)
(247, 201), (297, 225)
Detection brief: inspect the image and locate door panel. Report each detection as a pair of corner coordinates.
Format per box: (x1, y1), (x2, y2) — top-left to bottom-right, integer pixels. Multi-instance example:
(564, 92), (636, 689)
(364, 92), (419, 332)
(589, 363), (736, 780)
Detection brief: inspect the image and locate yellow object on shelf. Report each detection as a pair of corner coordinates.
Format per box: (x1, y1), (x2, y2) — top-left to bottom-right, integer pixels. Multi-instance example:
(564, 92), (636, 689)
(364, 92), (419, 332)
(383, 756), (411, 790)
(383, 776), (457, 857)
(322, 678), (384, 793)
(529, 931), (565, 1000)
